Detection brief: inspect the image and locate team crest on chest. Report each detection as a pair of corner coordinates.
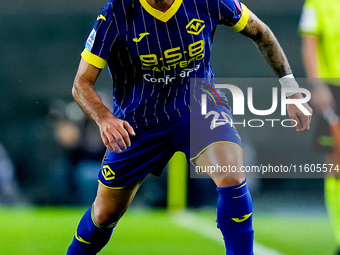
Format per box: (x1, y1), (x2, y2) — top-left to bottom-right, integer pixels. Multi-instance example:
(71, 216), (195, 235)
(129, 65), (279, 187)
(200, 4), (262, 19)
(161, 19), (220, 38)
(186, 18), (205, 35)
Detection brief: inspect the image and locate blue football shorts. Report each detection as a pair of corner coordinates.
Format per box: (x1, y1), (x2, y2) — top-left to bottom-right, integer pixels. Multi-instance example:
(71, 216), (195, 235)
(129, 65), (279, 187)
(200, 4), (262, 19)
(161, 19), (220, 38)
(98, 100), (243, 189)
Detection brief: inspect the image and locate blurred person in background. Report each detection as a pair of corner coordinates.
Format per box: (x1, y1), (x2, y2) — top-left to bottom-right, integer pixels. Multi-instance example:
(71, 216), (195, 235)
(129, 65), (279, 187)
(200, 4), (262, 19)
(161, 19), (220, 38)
(49, 98), (168, 206)
(0, 142), (25, 204)
(299, 1), (340, 254)
(48, 99), (107, 204)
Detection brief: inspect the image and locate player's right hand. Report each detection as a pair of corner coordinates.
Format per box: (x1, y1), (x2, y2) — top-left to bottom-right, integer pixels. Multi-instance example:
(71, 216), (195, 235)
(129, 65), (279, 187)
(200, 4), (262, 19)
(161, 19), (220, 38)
(287, 93), (313, 132)
(98, 116), (136, 153)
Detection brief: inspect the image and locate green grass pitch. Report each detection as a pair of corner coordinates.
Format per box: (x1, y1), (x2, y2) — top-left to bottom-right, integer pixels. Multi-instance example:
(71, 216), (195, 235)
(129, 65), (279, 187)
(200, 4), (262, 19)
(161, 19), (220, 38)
(0, 207), (335, 255)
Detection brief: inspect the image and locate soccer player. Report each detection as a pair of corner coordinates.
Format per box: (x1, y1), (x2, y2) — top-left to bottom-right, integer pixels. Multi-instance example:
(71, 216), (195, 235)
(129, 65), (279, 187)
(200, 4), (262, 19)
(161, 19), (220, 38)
(67, 0), (312, 254)
(299, 1), (340, 254)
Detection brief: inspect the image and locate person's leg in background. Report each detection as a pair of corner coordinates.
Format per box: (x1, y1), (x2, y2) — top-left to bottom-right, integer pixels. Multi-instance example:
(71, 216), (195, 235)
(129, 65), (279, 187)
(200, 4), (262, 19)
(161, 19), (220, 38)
(325, 147), (340, 255)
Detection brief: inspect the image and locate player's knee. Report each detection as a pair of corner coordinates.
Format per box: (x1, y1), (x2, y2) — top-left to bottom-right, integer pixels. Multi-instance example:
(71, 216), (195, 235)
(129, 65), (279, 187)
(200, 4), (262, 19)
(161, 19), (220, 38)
(196, 143), (243, 168)
(92, 182), (141, 226)
(221, 149), (243, 169)
(92, 203), (124, 226)
(214, 177), (245, 187)
(208, 152), (244, 183)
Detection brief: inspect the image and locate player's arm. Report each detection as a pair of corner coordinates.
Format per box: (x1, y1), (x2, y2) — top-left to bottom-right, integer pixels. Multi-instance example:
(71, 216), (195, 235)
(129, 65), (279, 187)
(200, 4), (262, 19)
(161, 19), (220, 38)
(72, 59), (135, 152)
(240, 11), (290, 78)
(239, 10), (312, 132)
(302, 35), (318, 79)
(302, 35), (335, 113)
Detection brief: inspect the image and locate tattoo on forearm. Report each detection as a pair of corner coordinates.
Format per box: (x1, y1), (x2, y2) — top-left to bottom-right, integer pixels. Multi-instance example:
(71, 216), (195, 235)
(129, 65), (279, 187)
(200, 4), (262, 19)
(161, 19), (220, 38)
(257, 27), (291, 77)
(242, 16), (292, 77)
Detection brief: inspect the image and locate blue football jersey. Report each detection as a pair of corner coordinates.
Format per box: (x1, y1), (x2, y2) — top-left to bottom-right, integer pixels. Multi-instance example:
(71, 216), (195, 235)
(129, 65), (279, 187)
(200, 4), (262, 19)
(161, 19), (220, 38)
(81, 0), (249, 128)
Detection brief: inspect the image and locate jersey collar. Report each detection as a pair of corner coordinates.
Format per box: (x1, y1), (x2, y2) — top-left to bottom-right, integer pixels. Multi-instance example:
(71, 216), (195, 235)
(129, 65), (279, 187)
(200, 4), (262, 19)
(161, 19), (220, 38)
(139, 0), (183, 22)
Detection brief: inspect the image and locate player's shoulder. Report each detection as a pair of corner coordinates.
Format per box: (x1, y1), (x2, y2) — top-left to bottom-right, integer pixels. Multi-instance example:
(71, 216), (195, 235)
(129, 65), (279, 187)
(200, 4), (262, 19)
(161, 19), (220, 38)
(100, 0), (134, 15)
(97, 0), (135, 24)
(302, 0), (324, 10)
(207, 0), (244, 16)
(299, 0), (325, 32)
(185, 0), (222, 18)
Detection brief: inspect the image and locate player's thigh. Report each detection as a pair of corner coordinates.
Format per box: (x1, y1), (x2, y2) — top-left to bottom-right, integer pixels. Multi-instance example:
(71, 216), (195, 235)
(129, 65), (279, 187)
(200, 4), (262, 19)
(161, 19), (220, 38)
(195, 142), (245, 187)
(93, 179), (143, 225)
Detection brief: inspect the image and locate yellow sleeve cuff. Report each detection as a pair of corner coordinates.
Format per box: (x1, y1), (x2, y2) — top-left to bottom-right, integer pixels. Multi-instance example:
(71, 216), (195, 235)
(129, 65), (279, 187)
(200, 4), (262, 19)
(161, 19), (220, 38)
(231, 3), (250, 32)
(81, 48), (107, 69)
(298, 28), (319, 37)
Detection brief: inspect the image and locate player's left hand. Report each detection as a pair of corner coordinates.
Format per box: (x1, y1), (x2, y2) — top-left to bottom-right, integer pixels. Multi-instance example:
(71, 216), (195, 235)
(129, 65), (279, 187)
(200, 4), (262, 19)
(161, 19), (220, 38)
(287, 93), (313, 132)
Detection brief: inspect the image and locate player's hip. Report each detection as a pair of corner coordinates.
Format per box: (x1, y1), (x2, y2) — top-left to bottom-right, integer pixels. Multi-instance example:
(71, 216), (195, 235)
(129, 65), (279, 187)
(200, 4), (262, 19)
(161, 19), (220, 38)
(99, 102), (242, 188)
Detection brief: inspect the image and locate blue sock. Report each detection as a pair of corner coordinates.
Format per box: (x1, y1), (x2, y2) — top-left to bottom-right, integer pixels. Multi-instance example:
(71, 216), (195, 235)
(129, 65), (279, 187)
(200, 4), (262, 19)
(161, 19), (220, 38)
(216, 180), (254, 255)
(67, 206), (116, 255)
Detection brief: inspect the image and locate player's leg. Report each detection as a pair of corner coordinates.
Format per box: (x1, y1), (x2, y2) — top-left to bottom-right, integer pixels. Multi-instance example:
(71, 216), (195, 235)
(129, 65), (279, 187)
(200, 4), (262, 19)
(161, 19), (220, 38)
(67, 179), (142, 255)
(325, 148), (340, 254)
(325, 177), (340, 255)
(67, 122), (177, 255)
(195, 142), (254, 255)
(313, 87), (340, 254)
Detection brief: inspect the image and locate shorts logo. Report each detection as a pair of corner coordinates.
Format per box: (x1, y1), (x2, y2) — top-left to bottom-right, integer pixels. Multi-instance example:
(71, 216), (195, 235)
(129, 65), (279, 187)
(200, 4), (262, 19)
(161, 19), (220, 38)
(102, 165), (115, 181)
(85, 28), (96, 51)
(186, 18), (205, 35)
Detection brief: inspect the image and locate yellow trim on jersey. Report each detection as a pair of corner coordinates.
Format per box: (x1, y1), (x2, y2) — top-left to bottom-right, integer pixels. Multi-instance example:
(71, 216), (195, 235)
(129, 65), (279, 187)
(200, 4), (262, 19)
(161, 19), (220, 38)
(81, 48), (107, 69)
(98, 180), (126, 190)
(189, 141), (244, 165)
(232, 3), (250, 32)
(139, 0), (183, 22)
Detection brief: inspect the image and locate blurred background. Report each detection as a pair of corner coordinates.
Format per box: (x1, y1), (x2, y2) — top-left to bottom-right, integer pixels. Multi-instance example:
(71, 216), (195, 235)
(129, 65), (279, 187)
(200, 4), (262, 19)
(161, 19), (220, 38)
(0, 0), (323, 205)
(0, 0), (333, 254)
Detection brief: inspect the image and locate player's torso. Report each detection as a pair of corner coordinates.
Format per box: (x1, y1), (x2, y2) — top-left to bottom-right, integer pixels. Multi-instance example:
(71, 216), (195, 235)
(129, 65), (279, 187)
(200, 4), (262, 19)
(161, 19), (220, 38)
(124, 0), (216, 82)
(106, 0), (219, 126)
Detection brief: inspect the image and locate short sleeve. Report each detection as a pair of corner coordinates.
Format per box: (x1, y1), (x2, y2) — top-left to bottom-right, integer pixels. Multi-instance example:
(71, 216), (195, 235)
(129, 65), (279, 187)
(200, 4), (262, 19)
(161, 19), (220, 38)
(81, 2), (120, 69)
(218, 0), (249, 32)
(299, 0), (319, 36)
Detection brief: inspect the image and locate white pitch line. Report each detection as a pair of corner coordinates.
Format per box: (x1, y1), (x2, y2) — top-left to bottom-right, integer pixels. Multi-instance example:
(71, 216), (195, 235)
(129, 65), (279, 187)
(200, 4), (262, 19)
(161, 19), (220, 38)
(172, 211), (284, 255)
